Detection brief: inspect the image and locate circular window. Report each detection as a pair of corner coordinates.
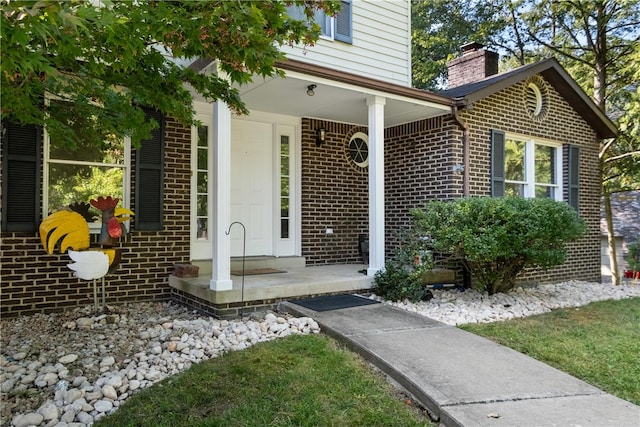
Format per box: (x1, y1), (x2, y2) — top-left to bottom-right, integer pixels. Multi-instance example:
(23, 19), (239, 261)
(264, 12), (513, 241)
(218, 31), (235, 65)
(346, 132), (369, 170)
(523, 76), (548, 121)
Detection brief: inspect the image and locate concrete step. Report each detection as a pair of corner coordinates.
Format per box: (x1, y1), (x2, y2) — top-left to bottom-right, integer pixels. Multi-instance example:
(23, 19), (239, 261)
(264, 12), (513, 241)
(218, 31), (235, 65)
(231, 256), (306, 271)
(192, 256), (306, 275)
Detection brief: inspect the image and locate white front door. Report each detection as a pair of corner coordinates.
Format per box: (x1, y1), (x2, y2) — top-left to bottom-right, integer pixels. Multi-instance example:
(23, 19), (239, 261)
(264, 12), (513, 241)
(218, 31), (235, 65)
(230, 120), (274, 256)
(190, 111), (300, 261)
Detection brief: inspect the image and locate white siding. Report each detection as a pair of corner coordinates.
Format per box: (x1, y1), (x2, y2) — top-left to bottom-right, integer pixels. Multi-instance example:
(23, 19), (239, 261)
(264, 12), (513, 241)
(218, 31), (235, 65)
(281, 0), (411, 86)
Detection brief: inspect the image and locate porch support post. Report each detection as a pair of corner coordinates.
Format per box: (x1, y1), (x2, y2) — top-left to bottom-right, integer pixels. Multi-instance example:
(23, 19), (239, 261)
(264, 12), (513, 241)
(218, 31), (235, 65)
(367, 95), (386, 276)
(210, 101), (233, 291)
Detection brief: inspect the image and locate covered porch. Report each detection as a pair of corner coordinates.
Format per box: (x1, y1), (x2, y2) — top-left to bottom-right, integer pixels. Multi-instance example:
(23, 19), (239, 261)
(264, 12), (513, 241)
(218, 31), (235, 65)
(176, 61), (454, 319)
(190, 59), (454, 295)
(169, 259), (374, 319)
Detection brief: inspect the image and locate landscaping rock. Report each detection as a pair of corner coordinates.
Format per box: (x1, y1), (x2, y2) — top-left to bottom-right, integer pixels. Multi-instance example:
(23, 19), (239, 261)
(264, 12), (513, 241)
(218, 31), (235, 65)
(379, 280), (640, 326)
(1, 302), (320, 426)
(3, 282), (637, 426)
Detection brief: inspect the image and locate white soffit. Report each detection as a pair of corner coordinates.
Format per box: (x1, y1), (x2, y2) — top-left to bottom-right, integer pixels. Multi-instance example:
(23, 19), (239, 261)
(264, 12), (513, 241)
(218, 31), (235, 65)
(235, 71), (450, 127)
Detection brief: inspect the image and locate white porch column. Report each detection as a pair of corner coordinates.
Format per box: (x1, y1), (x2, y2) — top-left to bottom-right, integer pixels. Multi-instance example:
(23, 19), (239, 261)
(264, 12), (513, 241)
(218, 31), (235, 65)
(210, 101), (233, 291)
(367, 96), (386, 276)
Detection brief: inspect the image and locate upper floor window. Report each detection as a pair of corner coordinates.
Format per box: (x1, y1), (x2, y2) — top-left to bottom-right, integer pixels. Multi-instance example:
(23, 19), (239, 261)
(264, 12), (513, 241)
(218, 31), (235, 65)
(287, 0), (352, 43)
(491, 130), (562, 201)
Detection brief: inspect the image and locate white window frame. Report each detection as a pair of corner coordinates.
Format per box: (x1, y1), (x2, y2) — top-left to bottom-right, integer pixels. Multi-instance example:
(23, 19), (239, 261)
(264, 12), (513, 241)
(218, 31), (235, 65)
(190, 108), (213, 260)
(287, 3), (350, 42)
(504, 134), (563, 201)
(275, 122), (300, 257)
(42, 100), (131, 231)
(318, 10), (335, 40)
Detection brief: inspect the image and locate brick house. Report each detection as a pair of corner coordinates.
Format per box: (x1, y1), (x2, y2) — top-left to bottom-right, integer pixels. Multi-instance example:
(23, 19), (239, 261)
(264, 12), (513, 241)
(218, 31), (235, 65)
(386, 43), (617, 287)
(1, 3), (615, 318)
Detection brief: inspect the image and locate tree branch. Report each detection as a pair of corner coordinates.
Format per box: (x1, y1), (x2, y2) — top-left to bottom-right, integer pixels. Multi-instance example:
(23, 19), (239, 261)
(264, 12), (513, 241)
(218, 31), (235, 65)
(603, 151), (640, 163)
(527, 32), (591, 65)
(600, 139), (616, 157)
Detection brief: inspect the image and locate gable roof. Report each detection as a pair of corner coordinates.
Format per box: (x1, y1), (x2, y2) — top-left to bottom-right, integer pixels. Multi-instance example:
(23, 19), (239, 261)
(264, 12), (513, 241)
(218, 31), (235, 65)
(439, 58), (617, 139)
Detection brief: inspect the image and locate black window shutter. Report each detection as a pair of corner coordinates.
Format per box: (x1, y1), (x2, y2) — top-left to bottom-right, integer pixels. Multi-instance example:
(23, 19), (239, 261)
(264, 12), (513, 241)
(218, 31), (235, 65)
(1, 122), (42, 232)
(134, 109), (164, 231)
(490, 130), (505, 197)
(335, 0), (352, 43)
(568, 145), (580, 211)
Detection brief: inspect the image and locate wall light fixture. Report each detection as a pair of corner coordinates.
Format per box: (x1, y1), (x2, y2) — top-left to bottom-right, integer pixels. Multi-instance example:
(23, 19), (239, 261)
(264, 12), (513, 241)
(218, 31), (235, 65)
(316, 128), (326, 147)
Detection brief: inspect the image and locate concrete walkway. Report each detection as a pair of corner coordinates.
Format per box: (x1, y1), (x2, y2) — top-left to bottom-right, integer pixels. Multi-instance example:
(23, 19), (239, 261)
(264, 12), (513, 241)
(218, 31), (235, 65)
(279, 300), (640, 427)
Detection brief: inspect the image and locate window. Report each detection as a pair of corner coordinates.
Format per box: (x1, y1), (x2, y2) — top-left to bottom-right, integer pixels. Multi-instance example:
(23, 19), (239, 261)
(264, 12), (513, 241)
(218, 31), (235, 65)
(492, 130), (562, 201)
(533, 143), (557, 198)
(345, 132), (369, 172)
(44, 125), (130, 223)
(195, 125), (209, 240)
(287, 0), (352, 43)
(2, 106), (162, 233)
(280, 135), (290, 239)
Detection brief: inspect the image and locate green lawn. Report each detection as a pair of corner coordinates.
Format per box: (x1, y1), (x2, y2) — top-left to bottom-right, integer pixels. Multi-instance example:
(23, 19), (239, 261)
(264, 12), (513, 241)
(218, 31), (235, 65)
(96, 298), (639, 426)
(95, 334), (433, 427)
(460, 297), (640, 405)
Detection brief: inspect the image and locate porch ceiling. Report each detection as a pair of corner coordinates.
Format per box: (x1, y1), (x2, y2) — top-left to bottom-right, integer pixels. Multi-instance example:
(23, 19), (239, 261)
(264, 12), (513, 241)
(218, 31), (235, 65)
(235, 72), (451, 127)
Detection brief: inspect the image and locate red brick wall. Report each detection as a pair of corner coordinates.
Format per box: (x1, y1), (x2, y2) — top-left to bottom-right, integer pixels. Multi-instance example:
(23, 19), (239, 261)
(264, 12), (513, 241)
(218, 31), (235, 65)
(458, 78), (602, 284)
(301, 75), (601, 286)
(0, 118), (192, 317)
(300, 118), (369, 265)
(1, 75), (604, 317)
(383, 77), (601, 284)
(384, 116), (462, 251)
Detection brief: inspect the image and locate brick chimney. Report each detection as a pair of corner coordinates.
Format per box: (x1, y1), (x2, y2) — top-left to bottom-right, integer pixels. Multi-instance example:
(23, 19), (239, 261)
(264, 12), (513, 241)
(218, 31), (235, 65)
(447, 42), (499, 88)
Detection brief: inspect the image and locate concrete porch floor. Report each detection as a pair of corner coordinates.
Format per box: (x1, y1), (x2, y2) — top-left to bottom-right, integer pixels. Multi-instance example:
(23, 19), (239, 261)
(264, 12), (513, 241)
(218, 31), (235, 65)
(168, 264), (374, 306)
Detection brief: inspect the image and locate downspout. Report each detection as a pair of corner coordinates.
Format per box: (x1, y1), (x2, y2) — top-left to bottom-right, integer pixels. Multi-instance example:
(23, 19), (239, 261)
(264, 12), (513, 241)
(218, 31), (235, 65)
(451, 102), (472, 289)
(451, 103), (470, 197)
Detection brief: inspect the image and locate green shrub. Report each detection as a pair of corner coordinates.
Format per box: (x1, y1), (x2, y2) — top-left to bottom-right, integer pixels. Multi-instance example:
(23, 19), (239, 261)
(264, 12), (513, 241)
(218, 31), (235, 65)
(373, 230), (433, 302)
(411, 197), (587, 295)
(626, 241), (640, 271)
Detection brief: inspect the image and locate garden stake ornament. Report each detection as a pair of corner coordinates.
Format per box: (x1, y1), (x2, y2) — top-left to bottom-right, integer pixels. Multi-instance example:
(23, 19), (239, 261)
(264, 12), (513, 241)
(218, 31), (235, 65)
(40, 196), (134, 313)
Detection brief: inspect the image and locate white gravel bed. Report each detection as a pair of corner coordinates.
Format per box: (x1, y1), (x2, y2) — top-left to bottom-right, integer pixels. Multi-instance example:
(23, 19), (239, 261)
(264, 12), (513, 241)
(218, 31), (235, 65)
(1, 302), (319, 427)
(375, 280), (640, 326)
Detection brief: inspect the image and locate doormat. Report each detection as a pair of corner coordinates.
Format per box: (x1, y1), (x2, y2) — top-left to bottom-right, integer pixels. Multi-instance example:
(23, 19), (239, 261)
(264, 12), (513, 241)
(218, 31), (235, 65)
(292, 294), (380, 312)
(231, 268), (286, 276)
